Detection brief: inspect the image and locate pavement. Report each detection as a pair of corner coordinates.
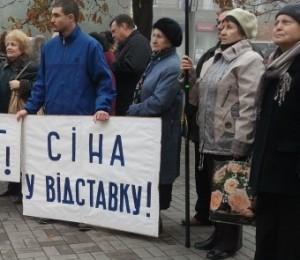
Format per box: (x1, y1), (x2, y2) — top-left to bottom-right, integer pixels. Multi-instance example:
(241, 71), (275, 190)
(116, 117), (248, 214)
(0, 147), (256, 260)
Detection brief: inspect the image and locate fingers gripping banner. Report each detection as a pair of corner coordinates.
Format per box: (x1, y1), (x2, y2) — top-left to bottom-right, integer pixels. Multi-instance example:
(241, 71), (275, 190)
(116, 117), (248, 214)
(21, 115), (161, 237)
(0, 114), (21, 182)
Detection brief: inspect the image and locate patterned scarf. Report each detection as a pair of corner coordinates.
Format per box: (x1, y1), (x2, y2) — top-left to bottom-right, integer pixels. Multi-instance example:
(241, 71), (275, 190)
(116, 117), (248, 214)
(265, 41), (300, 106)
(132, 48), (175, 104)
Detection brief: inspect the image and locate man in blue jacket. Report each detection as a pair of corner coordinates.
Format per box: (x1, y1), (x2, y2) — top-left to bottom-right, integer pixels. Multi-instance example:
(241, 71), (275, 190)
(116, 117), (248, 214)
(16, 0), (114, 231)
(17, 0), (114, 121)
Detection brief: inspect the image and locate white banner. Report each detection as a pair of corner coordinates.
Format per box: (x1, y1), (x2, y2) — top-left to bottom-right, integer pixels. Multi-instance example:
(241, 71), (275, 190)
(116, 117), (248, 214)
(0, 114), (21, 182)
(22, 116), (161, 237)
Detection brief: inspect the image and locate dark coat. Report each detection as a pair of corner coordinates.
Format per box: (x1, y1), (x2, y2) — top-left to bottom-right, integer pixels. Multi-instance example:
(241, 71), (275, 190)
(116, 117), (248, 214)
(112, 30), (151, 115)
(0, 55), (38, 113)
(127, 48), (183, 184)
(250, 53), (300, 195)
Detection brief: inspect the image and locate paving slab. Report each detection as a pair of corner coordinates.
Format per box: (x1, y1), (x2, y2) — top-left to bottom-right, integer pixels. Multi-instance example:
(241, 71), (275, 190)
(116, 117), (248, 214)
(0, 147), (255, 260)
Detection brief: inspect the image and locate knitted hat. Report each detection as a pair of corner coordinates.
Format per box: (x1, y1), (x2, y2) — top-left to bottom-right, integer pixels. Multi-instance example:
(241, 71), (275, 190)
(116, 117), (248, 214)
(226, 8), (258, 39)
(276, 4), (300, 23)
(153, 18), (182, 47)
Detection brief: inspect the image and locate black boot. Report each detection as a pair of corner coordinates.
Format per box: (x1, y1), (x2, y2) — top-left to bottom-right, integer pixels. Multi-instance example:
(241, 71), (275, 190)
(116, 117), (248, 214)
(159, 216), (163, 234)
(194, 232), (217, 250)
(0, 183), (21, 197)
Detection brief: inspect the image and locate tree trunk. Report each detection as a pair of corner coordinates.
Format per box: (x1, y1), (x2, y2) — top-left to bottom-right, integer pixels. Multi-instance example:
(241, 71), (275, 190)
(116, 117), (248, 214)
(132, 0), (153, 40)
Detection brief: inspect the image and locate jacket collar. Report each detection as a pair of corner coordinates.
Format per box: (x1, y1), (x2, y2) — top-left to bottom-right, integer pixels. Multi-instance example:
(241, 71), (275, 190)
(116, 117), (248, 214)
(118, 29), (138, 50)
(59, 25), (81, 44)
(215, 40), (253, 62)
(3, 54), (29, 69)
(151, 47), (176, 62)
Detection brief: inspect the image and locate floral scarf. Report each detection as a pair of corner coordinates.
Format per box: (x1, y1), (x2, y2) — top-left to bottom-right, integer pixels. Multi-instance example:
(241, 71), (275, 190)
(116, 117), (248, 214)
(132, 47), (175, 104)
(265, 41), (300, 106)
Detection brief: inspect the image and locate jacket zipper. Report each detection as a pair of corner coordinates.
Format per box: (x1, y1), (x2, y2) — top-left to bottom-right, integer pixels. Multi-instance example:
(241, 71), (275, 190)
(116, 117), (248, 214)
(62, 38), (66, 62)
(221, 85), (232, 107)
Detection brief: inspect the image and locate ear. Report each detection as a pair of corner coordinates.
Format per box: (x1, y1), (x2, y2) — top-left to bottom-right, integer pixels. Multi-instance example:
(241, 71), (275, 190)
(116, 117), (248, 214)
(68, 13), (75, 22)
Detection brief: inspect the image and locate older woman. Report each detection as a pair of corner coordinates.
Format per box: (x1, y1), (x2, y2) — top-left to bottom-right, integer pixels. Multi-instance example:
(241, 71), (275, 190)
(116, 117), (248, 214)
(0, 29), (37, 198)
(250, 4), (300, 260)
(127, 18), (183, 229)
(181, 8), (265, 260)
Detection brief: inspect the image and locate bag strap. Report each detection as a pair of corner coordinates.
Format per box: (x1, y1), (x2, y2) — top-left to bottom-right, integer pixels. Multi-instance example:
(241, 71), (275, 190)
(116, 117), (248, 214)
(15, 61), (32, 80)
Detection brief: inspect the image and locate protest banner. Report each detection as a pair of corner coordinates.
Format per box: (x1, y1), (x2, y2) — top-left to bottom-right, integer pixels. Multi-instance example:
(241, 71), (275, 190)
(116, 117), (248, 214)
(0, 114), (21, 182)
(22, 115), (161, 237)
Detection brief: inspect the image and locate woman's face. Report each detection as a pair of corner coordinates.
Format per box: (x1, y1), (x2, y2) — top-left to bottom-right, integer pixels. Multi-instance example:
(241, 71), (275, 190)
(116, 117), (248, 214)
(272, 14), (300, 51)
(151, 28), (171, 52)
(6, 40), (22, 61)
(219, 20), (244, 45)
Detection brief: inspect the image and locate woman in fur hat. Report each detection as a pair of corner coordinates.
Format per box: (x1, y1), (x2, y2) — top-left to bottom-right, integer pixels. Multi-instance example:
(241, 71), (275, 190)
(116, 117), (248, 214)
(127, 17), (183, 233)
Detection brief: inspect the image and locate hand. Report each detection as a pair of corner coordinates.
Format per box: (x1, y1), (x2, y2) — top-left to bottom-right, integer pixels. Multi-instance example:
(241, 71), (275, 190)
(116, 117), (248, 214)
(9, 80), (20, 90)
(181, 55), (194, 72)
(16, 109), (28, 121)
(232, 154), (248, 162)
(93, 110), (109, 122)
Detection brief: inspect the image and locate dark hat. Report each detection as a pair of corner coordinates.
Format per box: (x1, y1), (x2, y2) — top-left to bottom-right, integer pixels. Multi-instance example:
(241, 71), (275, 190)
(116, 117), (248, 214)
(153, 18), (182, 47)
(276, 4), (300, 23)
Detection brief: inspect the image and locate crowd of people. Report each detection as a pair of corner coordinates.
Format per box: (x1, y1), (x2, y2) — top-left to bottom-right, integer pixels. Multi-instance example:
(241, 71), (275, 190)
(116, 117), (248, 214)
(0, 0), (299, 259)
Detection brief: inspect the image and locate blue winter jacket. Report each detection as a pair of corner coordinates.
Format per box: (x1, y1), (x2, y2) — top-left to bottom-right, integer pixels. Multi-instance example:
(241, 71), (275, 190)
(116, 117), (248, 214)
(127, 48), (183, 184)
(25, 26), (114, 115)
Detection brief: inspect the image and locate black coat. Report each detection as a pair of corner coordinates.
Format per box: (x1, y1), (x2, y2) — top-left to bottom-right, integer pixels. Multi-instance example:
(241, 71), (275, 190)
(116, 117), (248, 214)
(250, 54), (300, 195)
(0, 55), (38, 113)
(112, 30), (151, 115)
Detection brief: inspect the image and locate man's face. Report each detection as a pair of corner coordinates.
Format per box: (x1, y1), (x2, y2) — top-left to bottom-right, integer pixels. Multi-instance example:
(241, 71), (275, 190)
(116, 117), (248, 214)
(272, 14), (300, 51)
(110, 21), (127, 43)
(51, 7), (73, 33)
(216, 11), (227, 39)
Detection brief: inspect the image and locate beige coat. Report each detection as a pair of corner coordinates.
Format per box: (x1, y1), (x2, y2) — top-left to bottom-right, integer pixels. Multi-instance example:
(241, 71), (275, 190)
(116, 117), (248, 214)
(189, 40), (265, 157)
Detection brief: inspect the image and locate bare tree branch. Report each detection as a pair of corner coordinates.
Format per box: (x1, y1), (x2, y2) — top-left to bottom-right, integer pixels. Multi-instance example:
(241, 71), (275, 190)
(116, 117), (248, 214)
(0, 0), (23, 9)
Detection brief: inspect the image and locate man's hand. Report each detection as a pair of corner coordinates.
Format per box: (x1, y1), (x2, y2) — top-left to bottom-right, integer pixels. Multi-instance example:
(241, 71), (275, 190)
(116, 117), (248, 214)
(16, 109), (28, 121)
(93, 110), (109, 122)
(9, 80), (20, 90)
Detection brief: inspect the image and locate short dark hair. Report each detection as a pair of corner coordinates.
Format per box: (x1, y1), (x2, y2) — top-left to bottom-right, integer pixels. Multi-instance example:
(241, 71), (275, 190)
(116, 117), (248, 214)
(100, 31), (114, 46)
(89, 32), (110, 52)
(52, 0), (79, 23)
(110, 14), (135, 29)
